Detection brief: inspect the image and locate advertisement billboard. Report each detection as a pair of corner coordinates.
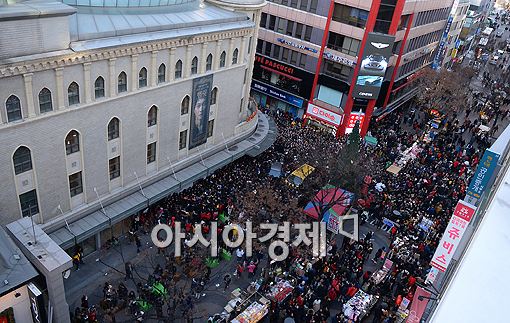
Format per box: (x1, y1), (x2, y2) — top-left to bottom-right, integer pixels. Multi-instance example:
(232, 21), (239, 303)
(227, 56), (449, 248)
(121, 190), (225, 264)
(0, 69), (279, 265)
(465, 149), (500, 205)
(251, 80), (304, 108)
(353, 33), (395, 100)
(189, 75), (213, 149)
(306, 103), (342, 126)
(345, 112), (365, 134)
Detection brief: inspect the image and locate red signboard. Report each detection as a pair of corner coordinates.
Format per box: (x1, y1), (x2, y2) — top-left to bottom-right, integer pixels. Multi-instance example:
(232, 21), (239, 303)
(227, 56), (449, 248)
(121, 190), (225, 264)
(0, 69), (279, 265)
(345, 113), (365, 133)
(406, 286), (431, 323)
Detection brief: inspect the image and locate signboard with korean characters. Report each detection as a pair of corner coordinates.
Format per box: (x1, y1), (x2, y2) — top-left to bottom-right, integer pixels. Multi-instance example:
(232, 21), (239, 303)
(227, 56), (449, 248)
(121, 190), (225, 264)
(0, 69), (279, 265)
(465, 149), (500, 206)
(430, 200), (477, 272)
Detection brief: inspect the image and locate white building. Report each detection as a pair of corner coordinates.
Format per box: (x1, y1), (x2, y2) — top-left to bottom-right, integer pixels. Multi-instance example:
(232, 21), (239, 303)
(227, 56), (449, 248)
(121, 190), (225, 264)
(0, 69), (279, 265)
(442, 0), (471, 67)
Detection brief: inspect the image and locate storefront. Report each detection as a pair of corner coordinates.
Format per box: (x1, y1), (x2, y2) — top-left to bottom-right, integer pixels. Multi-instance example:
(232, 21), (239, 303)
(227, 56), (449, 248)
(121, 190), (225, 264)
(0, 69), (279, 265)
(251, 80), (305, 118)
(303, 103), (343, 135)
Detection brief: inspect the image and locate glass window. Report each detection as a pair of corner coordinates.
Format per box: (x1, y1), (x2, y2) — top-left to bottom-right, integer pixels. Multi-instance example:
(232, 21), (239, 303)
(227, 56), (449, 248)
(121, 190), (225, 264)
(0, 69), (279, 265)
(268, 15), (276, 30)
(211, 87), (218, 105)
(179, 130), (187, 150)
(264, 43), (272, 56)
(286, 21), (294, 36)
(206, 54), (213, 71)
(158, 64), (166, 83)
(220, 51), (226, 68)
(260, 12), (267, 28)
(290, 51), (298, 64)
(207, 119), (214, 138)
(304, 26), (312, 41)
(13, 146), (32, 175)
(94, 77), (105, 99)
(273, 45), (281, 59)
(138, 67), (148, 87)
(118, 72), (127, 93)
(68, 82), (80, 105)
(299, 0), (308, 10)
(19, 189), (39, 217)
(181, 96), (190, 115)
(295, 23), (303, 39)
(309, 0), (318, 13)
(147, 142), (156, 164)
(191, 56), (198, 75)
(282, 48), (289, 62)
(232, 49), (239, 64)
(38, 88), (53, 113)
(69, 172), (83, 197)
(65, 130), (80, 155)
(148, 105), (157, 127)
(108, 118), (120, 140)
(109, 157), (120, 180)
(175, 60), (183, 79)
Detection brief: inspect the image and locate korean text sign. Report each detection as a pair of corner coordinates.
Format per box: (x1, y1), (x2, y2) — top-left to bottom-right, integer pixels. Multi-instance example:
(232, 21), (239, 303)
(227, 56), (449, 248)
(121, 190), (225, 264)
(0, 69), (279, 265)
(466, 149), (500, 204)
(430, 200), (476, 272)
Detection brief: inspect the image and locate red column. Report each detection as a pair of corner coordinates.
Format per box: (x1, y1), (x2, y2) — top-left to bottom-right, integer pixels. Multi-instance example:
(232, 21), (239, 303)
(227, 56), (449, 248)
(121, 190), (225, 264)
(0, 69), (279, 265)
(360, 100), (376, 136)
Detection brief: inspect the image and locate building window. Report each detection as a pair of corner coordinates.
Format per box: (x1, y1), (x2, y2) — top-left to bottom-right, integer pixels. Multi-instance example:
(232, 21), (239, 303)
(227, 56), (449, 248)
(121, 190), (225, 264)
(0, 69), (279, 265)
(108, 117), (119, 141)
(147, 142), (156, 164)
(191, 56), (198, 75)
(286, 21), (294, 36)
(109, 157), (120, 180)
(220, 51), (226, 68)
(211, 87), (218, 105)
(206, 54), (213, 71)
(232, 48), (239, 64)
(148, 105), (158, 127)
(94, 77), (105, 99)
(65, 130), (80, 155)
(300, 0), (308, 10)
(19, 189), (39, 217)
(304, 26), (312, 42)
(139, 67), (148, 88)
(38, 88), (53, 113)
(69, 172), (83, 197)
(295, 23), (303, 39)
(67, 82), (80, 105)
(207, 120), (214, 138)
(158, 64), (166, 83)
(181, 96), (190, 115)
(13, 146), (32, 175)
(118, 72), (127, 93)
(179, 130), (187, 150)
(332, 4), (369, 28)
(175, 60), (183, 79)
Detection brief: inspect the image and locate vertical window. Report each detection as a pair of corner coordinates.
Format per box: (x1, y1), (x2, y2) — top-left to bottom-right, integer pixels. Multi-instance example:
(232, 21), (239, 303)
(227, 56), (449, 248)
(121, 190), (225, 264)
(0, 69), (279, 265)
(220, 51), (226, 68)
(300, 0), (308, 10)
(109, 157), (120, 180)
(118, 72), (127, 93)
(299, 53), (306, 68)
(38, 88), (53, 113)
(181, 96), (190, 115)
(268, 15), (276, 30)
(175, 60), (183, 79)
(158, 64), (166, 83)
(179, 130), (187, 150)
(67, 82), (80, 105)
(248, 36), (253, 54)
(206, 54), (213, 71)
(148, 105), (158, 127)
(290, 51), (298, 65)
(19, 190), (39, 217)
(309, 0), (318, 13)
(138, 67), (148, 88)
(286, 21), (294, 36)
(282, 48), (289, 62)
(69, 172), (83, 197)
(191, 56), (198, 75)
(94, 77), (105, 99)
(260, 12), (268, 28)
(207, 120), (214, 138)
(211, 87), (218, 105)
(295, 23), (303, 39)
(108, 118), (119, 140)
(304, 26), (312, 42)
(232, 48), (239, 65)
(147, 142), (156, 164)
(13, 146), (32, 175)
(264, 43), (272, 56)
(65, 130), (80, 155)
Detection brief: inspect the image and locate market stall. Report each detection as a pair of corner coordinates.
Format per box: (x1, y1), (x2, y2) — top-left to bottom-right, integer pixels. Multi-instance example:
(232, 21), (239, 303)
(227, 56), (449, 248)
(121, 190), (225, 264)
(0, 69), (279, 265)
(264, 278), (294, 302)
(343, 290), (379, 322)
(370, 259), (394, 285)
(231, 300), (269, 323)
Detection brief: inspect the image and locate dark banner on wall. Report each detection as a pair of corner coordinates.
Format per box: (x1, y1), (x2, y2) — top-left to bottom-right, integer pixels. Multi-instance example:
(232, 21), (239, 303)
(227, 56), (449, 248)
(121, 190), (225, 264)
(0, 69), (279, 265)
(353, 33), (395, 100)
(189, 75), (213, 149)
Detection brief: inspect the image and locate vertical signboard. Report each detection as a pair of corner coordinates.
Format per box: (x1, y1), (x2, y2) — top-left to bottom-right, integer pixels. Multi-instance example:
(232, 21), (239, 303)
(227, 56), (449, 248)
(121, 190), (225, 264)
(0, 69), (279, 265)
(27, 282), (47, 323)
(189, 75), (213, 149)
(432, 0), (459, 69)
(465, 149), (500, 206)
(406, 286), (432, 323)
(430, 200), (476, 272)
(345, 112), (365, 134)
(353, 33), (395, 99)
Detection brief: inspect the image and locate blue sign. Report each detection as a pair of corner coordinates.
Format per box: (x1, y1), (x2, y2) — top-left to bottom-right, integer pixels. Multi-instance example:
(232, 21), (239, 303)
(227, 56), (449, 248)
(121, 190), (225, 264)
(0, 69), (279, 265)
(466, 149), (500, 203)
(433, 15), (454, 69)
(276, 38), (318, 54)
(251, 80), (304, 108)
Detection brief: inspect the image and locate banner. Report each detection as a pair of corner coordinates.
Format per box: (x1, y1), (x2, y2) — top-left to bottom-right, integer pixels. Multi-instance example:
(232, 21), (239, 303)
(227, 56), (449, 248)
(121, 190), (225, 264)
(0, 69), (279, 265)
(189, 75), (213, 149)
(251, 80), (304, 108)
(345, 112), (365, 134)
(430, 200), (476, 272)
(306, 103), (342, 126)
(465, 149), (500, 205)
(406, 286), (431, 323)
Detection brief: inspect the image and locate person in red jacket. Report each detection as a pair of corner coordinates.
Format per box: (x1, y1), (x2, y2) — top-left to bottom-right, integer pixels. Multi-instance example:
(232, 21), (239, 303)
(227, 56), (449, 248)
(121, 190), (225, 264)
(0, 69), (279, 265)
(328, 287), (337, 302)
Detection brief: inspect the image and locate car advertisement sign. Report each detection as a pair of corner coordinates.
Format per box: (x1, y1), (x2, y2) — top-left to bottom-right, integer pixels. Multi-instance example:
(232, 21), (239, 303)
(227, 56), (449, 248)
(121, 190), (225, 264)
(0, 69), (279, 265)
(353, 33), (395, 100)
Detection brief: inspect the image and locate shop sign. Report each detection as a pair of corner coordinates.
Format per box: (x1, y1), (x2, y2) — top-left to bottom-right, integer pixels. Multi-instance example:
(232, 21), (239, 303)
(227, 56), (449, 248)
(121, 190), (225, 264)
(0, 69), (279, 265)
(306, 103), (342, 126)
(251, 80), (304, 108)
(345, 112), (365, 134)
(406, 286), (431, 323)
(255, 55), (295, 75)
(276, 37), (318, 54)
(430, 200), (476, 272)
(323, 52), (356, 67)
(27, 282), (46, 323)
(465, 149), (500, 206)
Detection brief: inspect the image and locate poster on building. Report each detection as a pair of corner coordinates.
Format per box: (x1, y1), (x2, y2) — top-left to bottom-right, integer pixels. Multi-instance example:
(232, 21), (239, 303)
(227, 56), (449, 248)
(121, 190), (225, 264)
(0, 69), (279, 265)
(306, 103), (342, 126)
(406, 286), (431, 323)
(353, 33), (395, 99)
(189, 75), (213, 149)
(465, 149), (500, 206)
(345, 112), (365, 134)
(430, 200), (476, 272)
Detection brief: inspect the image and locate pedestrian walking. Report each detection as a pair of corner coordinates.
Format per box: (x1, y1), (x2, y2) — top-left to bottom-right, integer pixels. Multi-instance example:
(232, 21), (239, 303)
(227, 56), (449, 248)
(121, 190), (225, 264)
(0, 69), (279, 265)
(372, 247), (385, 264)
(72, 252), (81, 271)
(135, 234), (141, 253)
(125, 262), (134, 280)
(223, 273), (232, 291)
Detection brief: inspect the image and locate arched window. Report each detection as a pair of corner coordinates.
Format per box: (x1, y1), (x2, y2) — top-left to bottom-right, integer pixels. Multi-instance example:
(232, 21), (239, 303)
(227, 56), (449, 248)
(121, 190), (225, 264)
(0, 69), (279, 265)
(158, 64), (166, 83)
(118, 72), (127, 93)
(211, 87), (218, 105)
(175, 60), (183, 79)
(232, 48), (239, 65)
(206, 54), (213, 71)
(108, 118), (120, 140)
(139, 67), (147, 88)
(181, 96), (190, 115)
(65, 130), (80, 155)
(38, 88), (53, 114)
(6, 95), (22, 122)
(13, 146), (32, 175)
(68, 82), (80, 105)
(94, 77), (105, 99)
(220, 51), (226, 68)
(191, 56), (198, 75)
(148, 105), (158, 127)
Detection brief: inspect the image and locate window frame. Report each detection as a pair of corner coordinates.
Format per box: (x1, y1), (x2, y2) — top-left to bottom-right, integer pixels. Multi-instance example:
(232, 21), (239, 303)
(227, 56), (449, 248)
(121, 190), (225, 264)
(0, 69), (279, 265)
(13, 146), (33, 175)
(148, 105), (158, 127)
(175, 60), (183, 79)
(118, 72), (128, 93)
(109, 156), (121, 180)
(69, 172), (83, 197)
(138, 67), (148, 88)
(232, 48), (239, 65)
(158, 64), (166, 84)
(94, 77), (105, 99)
(38, 88), (53, 113)
(65, 130), (80, 155)
(220, 51), (227, 68)
(211, 87), (218, 105)
(67, 82), (80, 106)
(147, 142), (157, 164)
(181, 96), (190, 115)
(108, 118), (120, 141)
(206, 54), (213, 71)
(19, 189), (39, 217)
(191, 56), (198, 75)
(179, 130), (187, 150)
